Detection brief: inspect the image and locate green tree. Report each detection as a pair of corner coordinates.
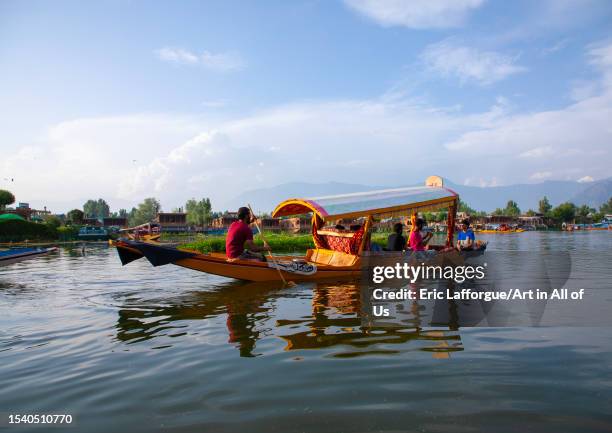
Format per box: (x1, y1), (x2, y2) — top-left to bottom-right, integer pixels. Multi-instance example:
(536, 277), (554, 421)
(538, 196), (552, 215)
(67, 209), (84, 224)
(0, 189), (15, 210)
(421, 211), (434, 224)
(186, 197), (212, 227)
(43, 214), (62, 229)
(576, 205), (595, 223)
(600, 197), (612, 214)
(458, 200), (476, 214)
(551, 202), (576, 223)
(128, 198), (161, 226)
(525, 209), (536, 216)
(110, 209), (129, 218)
(504, 200), (521, 216)
(83, 198), (110, 219)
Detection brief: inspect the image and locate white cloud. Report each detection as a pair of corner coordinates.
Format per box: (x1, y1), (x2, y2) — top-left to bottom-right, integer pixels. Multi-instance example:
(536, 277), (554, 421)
(530, 171), (553, 180)
(542, 38), (571, 55)
(201, 99), (228, 108)
(443, 41), (612, 183)
(569, 79), (599, 101)
(421, 39), (527, 85)
(5, 41), (612, 213)
(156, 47), (245, 71)
(463, 177), (500, 187)
(519, 146), (554, 158)
(577, 175), (595, 183)
(343, 0), (485, 29)
(1, 114), (208, 211)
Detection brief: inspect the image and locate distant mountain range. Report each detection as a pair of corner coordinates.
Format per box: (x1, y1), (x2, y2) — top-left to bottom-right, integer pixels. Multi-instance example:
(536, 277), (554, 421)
(228, 177), (612, 214)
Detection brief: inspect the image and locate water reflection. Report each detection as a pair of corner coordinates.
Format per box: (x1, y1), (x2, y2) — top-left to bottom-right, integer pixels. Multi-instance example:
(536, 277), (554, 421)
(115, 282), (280, 356)
(279, 282), (463, 358)
(114, 280), (464, 358)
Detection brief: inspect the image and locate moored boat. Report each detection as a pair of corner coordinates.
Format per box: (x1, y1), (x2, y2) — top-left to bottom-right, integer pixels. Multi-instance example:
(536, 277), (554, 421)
(0, 246), (58, 266)
(475, 223), (525, 234)
(112, 176), (485, 282)
(119, 222), (161, 242)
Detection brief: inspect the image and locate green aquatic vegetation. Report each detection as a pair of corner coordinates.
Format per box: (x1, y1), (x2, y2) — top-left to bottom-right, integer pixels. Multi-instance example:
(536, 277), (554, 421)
(179, 231), (392, 253)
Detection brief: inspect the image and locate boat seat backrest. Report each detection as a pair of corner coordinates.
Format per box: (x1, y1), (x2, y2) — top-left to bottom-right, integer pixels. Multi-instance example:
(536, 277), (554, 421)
(315, 225), (366, 255)
(306, 248), (358, 267)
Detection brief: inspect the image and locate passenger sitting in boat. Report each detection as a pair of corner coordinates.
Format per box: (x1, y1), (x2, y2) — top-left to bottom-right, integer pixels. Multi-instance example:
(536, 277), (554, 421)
(386, 222), (406, 251)
(408, 218), (432, 251)
(225, 207), (271, 261)
(456, 219), (476, 250)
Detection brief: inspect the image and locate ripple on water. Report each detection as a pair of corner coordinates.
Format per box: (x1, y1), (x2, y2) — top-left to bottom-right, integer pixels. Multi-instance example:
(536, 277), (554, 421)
(0, 237), (611, 432)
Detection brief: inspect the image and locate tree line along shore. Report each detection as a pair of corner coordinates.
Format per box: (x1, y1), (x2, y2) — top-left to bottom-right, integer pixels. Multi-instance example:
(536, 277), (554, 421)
(1, 188), (611, 244)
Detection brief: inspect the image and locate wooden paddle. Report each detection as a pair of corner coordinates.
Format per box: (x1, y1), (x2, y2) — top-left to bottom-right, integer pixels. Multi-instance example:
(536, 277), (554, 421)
(247, 204), (296, 287)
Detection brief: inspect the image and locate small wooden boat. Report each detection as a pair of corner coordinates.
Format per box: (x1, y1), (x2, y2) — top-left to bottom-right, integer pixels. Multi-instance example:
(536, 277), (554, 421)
(475, 223), (525, 234)
(119, 222), (161, 242)
(113, 176), (483, 282)
(0, 246), (58, 266)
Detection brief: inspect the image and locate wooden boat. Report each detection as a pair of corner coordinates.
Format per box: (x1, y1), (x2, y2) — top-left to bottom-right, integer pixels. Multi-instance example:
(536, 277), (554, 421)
(0, 246), (58, 266)
(112, 176), (483, 282)
(475, 223), (525, 234)
(118, 222), (162, 242)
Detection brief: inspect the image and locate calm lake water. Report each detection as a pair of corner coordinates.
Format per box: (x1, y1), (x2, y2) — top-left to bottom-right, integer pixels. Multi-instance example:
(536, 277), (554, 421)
(1, 232), (611, 432)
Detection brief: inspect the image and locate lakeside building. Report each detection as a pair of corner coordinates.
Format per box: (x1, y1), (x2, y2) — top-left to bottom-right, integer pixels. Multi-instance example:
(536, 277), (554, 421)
(279, 216), (311, 233)
(260, 217), (281, 231)
(211, 213), (311, 233)
(212, 212), (238, 229)
(103, 217), (128, 228)
(83, 218), (101, 226)
(518, 215), (547, 229)
(155, 212), (188, 232)
(2, 203), (51, 222)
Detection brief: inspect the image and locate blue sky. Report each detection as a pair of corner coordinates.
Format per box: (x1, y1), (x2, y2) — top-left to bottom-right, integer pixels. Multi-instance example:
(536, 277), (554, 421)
(1, 0), (612, 212)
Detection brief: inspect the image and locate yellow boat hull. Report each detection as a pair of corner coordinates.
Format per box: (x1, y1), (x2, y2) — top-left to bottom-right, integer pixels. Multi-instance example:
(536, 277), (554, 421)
(111, 239), (485, 283)
(111, 239), (361, 282)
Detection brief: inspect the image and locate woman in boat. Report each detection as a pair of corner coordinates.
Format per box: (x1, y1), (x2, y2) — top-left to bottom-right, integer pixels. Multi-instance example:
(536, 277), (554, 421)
(456, 219), (475, 250)
(408, 218), (433, 251)
(386, 222), (406, 251)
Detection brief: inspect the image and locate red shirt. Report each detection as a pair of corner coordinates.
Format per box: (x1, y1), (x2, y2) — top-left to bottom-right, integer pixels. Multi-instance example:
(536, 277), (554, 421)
(408, 230), (425, 251)
(226, 220), (253, 258)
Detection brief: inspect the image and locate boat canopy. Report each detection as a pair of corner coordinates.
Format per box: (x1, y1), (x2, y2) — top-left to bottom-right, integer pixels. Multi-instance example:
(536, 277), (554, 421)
(272, 185), (458, 221)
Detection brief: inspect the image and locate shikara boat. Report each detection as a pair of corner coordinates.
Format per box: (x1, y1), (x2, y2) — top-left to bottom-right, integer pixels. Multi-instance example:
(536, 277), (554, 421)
(113, 176), (480, 282)
(475, 223), (525, 234)
(119, 222), (161, 242)
(0, 246), (58, 267)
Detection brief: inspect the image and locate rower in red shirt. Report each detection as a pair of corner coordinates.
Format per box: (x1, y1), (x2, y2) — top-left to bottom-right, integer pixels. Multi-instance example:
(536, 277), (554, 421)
(225, 207), (271, 260)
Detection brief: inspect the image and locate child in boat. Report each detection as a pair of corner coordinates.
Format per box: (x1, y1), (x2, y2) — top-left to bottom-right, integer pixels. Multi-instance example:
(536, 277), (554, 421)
(226, 207), (271, 261)
(408, 218), (433, 251)
(456, 219), (476, 250)
(386, 222), (406, 251)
